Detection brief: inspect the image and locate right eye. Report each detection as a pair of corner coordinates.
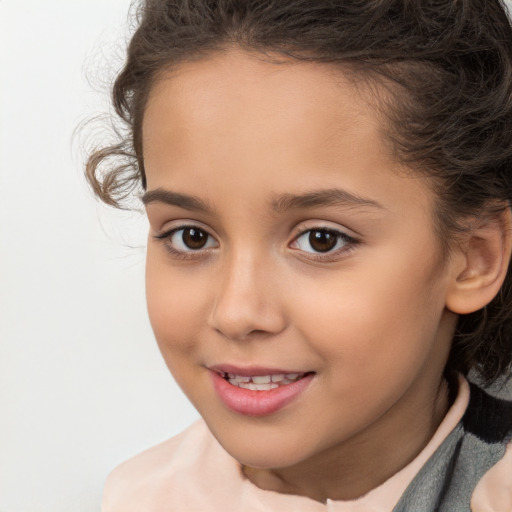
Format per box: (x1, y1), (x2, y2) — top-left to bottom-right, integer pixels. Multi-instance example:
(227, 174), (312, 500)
(291, 228), (354, 255)
(156, 226), (218, 254)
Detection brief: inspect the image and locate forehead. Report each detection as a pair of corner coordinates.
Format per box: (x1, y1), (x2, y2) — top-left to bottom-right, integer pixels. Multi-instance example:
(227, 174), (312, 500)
(144, 49), (365, 130)
(143, 49), (377, 172)
(142, 49), (433, 219)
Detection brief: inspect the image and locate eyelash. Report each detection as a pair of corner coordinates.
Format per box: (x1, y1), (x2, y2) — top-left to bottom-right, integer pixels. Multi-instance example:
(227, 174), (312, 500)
(290, 228), (358, 262)
(154, 226), (218, 260)
(154, 225), (359, 261)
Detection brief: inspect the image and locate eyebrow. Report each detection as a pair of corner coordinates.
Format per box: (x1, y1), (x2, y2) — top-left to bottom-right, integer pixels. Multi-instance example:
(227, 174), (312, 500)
(142, 189), (214, 214)
(141, 187), (385, 214)
(270, 188), (385, 212)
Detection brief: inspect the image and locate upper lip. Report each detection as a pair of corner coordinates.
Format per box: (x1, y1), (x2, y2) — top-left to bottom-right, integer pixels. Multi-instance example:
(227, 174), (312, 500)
(208, 364), (311, 377)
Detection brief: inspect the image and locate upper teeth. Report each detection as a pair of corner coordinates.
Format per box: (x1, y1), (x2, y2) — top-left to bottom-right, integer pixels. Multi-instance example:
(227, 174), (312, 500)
(226, 372), (305, 390)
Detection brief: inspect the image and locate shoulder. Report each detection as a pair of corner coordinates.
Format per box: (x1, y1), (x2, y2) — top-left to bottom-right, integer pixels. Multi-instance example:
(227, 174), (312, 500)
(101, 419), (221, 512)
(471, 440), (512, 511)
(467, 384), (512, 511)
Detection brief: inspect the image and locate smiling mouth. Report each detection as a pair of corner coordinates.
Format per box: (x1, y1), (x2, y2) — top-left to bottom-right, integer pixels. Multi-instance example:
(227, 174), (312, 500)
(217, 371), (314, 391)
(210, 368), (316, 416)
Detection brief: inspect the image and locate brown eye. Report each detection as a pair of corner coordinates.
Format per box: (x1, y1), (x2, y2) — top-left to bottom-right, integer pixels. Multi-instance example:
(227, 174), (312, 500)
(181, 227), (209, 249)
(292, 228), (352, 255)
(160, 226), (218, 253)
(308, 230), (338, 252)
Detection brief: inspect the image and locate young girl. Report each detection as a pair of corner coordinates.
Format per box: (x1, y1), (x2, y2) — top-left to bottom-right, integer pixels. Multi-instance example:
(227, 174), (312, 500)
(87, 0), (512, 510)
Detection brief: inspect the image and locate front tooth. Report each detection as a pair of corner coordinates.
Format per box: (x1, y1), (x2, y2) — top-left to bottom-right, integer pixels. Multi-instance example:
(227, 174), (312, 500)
(228, 377), (251, 387)
(252, 375), (271, 384)
(271, 374), (285, 382)
(239, 382), (278, 391)
(254, 383), (278, 390)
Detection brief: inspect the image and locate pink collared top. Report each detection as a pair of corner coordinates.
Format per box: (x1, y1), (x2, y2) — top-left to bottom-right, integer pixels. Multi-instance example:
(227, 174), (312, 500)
(102, 376), (512, 512)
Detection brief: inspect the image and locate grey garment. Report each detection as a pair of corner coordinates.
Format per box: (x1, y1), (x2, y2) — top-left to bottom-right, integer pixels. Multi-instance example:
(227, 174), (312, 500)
(392, 384), (512, 512)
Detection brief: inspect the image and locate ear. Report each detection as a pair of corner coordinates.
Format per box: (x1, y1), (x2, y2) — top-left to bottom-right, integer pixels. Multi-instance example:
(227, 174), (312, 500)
(446, 207), (512, 315)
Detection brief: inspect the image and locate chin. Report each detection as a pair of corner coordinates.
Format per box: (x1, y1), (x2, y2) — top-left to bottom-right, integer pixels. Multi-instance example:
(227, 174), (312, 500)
(233, 447), (306, 470)
(210, 422), (313, 469)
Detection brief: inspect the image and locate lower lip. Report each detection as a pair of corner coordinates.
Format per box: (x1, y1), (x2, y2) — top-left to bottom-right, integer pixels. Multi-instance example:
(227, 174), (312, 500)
(210, 371), (314, 417)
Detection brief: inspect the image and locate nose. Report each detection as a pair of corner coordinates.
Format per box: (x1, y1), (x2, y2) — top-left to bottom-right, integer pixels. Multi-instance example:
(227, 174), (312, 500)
(208, 251), (287, 341)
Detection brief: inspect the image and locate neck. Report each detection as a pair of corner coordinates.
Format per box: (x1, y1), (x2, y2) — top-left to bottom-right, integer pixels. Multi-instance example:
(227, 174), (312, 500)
(243, 376), (451, 503)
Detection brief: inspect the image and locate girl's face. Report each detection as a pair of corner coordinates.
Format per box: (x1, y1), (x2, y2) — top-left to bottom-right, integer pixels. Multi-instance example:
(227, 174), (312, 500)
(142, 50), (459, 486)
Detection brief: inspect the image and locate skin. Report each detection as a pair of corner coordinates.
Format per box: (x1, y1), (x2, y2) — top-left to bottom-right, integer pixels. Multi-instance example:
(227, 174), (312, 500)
(142, 49), (463, 502)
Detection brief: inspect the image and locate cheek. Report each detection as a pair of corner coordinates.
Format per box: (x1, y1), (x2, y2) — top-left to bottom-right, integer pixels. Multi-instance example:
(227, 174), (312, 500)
(292, 251), (447, 380)
(145, 249), (207, 357)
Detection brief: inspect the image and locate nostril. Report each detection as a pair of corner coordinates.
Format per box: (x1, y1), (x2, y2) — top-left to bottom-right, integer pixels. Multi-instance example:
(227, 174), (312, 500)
(208, 282), (288, 340)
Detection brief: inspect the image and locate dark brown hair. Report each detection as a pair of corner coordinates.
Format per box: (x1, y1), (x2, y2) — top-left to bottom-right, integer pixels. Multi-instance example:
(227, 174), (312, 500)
(86, 0), (512, 384)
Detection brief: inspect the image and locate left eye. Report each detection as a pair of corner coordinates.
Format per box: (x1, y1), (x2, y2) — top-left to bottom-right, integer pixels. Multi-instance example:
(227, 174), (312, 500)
(292, 228), (351, 254)
(167, 227), (218, 252)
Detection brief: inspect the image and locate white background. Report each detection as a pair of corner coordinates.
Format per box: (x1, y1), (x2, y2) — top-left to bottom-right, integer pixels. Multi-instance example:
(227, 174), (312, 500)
(0, 2), (199, 512)
(1, 1), (511, 512)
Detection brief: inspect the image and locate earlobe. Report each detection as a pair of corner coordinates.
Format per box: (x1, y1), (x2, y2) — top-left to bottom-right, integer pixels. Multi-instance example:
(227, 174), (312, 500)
(446, 207), (512, 315)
